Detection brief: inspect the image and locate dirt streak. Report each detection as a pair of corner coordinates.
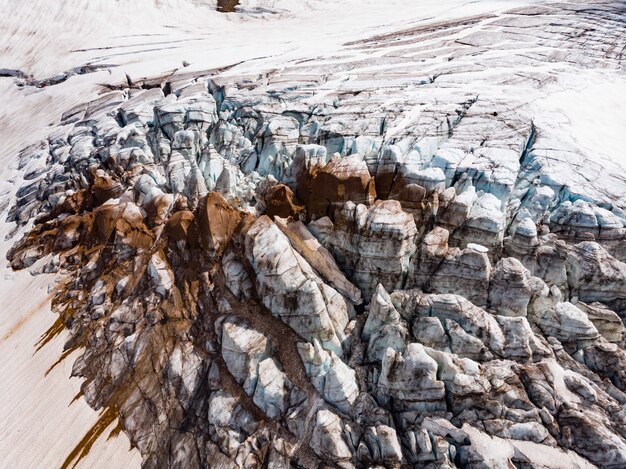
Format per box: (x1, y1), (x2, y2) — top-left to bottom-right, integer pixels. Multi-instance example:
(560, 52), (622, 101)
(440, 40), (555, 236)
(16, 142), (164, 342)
(59, 406), (119, 469)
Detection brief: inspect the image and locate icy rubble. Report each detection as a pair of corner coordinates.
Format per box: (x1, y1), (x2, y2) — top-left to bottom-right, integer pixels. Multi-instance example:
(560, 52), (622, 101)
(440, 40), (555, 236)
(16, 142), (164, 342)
(4, 0), (626, 468)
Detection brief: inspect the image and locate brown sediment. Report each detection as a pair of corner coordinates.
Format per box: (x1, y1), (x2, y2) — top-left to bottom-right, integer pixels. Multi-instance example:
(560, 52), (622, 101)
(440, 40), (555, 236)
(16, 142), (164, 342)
(106, 419), (124, 441)
(217, 0), (240, 13)
(8, 180), (357, 467)
(69, 389), (84, 406)
(165, 210), (197, 246)
(263, 184), (304, 220)
(213, 269), (322, 468)
(1, 292), (54, 344)
(91, 171), (123, 205)
(374, 168), (397, 200)
(197, 192), (248, 253)
(92, 203), (153, 247)
(59, 405), (119, 469)
(45, 345), (79, 377)
(215, 269), (318, 399)
(34, 315), (65, 352)
(306, 155), (377, 219)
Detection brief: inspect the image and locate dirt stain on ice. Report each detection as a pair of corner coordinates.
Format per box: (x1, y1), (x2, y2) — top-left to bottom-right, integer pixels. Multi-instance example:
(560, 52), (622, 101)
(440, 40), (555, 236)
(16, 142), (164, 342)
(44, 346), (78, 377)
(34, 315), (65, 352)
(0, 293), (54, 344)
(217, 0), (240, 13)
(59, 406), (119, 469)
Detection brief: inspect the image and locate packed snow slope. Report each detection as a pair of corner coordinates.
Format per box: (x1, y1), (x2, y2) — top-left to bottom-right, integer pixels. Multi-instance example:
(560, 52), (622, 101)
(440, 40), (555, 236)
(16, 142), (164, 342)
(1, 0), (626, 468)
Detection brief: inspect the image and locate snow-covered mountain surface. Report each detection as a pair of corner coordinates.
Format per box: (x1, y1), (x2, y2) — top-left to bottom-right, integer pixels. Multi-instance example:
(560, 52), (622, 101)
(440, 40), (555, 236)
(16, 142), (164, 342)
(1, 0), (626, 468)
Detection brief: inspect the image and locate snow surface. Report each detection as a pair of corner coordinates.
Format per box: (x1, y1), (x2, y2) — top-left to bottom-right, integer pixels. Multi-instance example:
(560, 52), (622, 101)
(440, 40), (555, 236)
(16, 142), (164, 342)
(538, 70), (626, 170)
